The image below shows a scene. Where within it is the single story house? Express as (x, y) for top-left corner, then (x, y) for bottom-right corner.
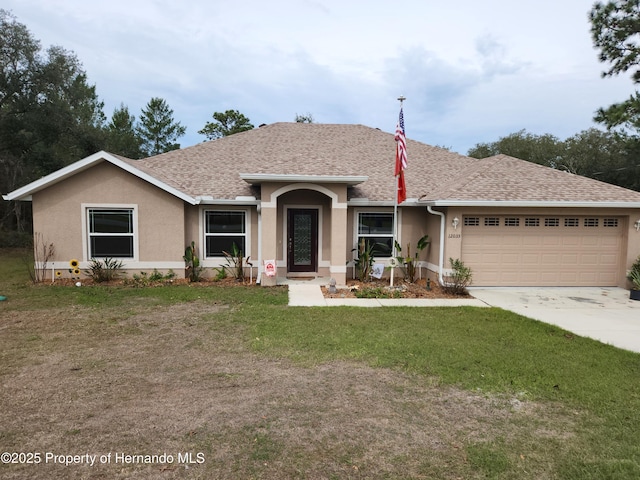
(4, 122), (640, 287)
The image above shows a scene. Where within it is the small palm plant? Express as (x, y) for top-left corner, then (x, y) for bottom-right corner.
(183, 241), (203, 282)
(394, 234), (430, 283)
(351, 238), (377, 282)
(628, 256), (640, 300)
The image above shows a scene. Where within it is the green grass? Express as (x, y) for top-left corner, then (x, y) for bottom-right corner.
(246, 308), (640, 478)
(2, 248), (640, 478)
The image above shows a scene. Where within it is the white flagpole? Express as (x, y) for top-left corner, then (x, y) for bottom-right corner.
(391, 95), (406, 288)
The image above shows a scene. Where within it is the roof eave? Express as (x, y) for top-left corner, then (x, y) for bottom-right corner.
(420, 200), (640, 208)
(241, 173), (368, 186)
(347, 198), (421, 207)
(3, 151), (198, 205)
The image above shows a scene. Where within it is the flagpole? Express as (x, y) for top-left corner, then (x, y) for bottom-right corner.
(391, 95), (406, 288)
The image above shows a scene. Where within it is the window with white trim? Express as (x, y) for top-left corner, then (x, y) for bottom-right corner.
(88, 208), (135, 258)
(357, 212), (393, 257)
(204, 211), (247, 257)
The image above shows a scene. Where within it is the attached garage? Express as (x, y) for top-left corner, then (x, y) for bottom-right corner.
(461, 215), (625, 286)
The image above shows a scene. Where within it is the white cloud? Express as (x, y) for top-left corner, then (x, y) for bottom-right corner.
(2, 0), (633, 154)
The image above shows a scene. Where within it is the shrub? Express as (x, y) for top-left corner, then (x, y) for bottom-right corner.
(222, 242), (246, 281)
(84, 258), (124, 283)
(628, 256), (640, 290)
(126, 269), (176, 287)
(442, 258), (472, 295)
(24, 232), (54, 283)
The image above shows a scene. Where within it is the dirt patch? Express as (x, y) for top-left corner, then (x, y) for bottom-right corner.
(0, 300), (576, 479)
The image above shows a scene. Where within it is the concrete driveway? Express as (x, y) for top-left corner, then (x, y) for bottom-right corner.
(470, 287), (640, 353)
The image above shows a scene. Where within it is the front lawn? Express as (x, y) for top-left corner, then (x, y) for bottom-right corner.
(1, 249), (639, 479)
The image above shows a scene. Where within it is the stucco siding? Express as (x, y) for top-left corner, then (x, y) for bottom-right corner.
(32, 161), (185, 273)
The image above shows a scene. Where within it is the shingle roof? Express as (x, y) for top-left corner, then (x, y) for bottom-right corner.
(128, 123), (640, 204)
(430, 154), (640, 203)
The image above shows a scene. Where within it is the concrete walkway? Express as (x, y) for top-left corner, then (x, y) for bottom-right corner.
(287, 283), (488, 308)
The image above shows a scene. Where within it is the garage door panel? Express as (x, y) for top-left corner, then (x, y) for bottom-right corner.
(462, 216), (623, 286)
(502, 236), (521, 246)
(542, 236), (561, 246)
(579, 254), (599, 266)
(501, 254), (521, 265)
(580, 236), (600, 247)
(522, 236), (541, 246)
(521, 253), (539, 264)
(540, 253), (560, 265)
(561, 237), (581, 247)
(599, 254), (618, 266)
(560, 254), (579, 265)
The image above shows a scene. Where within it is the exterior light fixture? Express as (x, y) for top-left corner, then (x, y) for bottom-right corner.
(452, 217), (459, 230)
(635, 220), (640, 232)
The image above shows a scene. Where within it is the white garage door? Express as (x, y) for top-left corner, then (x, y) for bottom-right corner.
(462, 215), (624, 286)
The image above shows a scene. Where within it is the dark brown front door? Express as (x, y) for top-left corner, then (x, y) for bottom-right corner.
(287, 209), (318, 273)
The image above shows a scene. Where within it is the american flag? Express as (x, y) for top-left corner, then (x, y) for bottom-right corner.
(394, 108), (407, 175)
(394, 108), (407, 203)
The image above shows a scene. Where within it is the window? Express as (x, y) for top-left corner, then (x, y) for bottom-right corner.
(484, 217), (499, 226)
(205, 211), (246, 257)
(565, 218), (579, 227)
(357, 212), (393, 257)
(525, 218), (540, 227)
(88, 208), (134, 258)
(505, 217), (520, 227)
(464, 217), (480, 226)
(545, 218), (560, 227)
(584, 218), (599, 228)
(603, 218), (619, 228)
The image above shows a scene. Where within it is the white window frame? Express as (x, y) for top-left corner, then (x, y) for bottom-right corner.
(82, 204), (138, 262)
(353, 209), (397, 259)
(201, 208), (251, 262)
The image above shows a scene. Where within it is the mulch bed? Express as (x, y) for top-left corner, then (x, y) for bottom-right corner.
(322, 278), (470, 299)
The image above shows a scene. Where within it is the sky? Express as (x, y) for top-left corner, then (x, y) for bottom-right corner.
(3, 0), (633, 155)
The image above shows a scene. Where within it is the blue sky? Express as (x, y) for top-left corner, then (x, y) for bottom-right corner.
(3, 0), (633, 155)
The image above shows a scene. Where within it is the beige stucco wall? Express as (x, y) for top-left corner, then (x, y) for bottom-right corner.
(344, 206), (438, 281)
(258, 182), (348, 285)
(32, 161), (185, 275)
(184, 204), (260, 279)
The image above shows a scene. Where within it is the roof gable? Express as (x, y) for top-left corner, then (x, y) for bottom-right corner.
(3, 151), (198, 204)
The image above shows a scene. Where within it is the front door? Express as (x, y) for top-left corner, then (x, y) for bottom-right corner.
(287, 209), (318, 273)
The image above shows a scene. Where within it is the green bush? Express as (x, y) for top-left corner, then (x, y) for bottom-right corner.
(84, 258), (124, 283)
(628, 256), (640, 289)
(442, 258), (472, 295)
